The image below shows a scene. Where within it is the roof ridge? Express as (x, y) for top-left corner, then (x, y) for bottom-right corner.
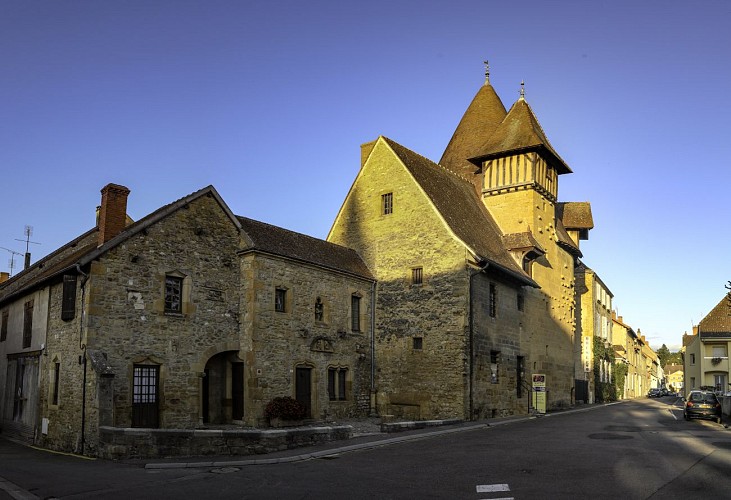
(237, 215), (356, 253)
(381, 136), (474, 185)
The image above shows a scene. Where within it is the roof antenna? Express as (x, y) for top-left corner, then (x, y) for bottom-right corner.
(484, 60), (490, 84)
(15, 225), (41, 270)
(0, 246), (23, 276)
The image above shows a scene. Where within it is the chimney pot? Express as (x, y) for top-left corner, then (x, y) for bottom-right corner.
(98, 184), (130, 246)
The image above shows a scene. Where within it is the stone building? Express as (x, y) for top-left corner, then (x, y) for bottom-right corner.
(329, 67), (593, 418)
(684, 295), (731, 396)
(0, 183), (373, 455)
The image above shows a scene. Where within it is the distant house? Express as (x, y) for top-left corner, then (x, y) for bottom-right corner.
(684, 295), (731, 396)
(665, 363), (684, 393)
(0, 184), (374, 456)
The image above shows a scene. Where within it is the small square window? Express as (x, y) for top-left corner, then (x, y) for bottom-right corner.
(413, 337), (423, 350)
(164, 276), (183, 313)
(382, 193), (393, 215)
(411, 267), (423, 285)
(275, 288), (287, 313)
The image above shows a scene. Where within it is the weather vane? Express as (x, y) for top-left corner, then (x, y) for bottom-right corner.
(520, 80), (525, 99)
(483, 60), (490, 84)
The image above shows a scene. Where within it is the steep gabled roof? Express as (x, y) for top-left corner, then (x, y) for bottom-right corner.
(440, 81), (507, 177)
(470, 97), (572, 175)
(238, 217), (374, 281)
(381, 137), (537, 287)
(0, 186), (242, 307)
(699, 295), (731, 335)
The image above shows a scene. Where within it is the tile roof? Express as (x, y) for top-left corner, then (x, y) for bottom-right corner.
(470, 97), (572, 175)
(699, 294), (731, 334)
(440, 82), (507, 178)
(381, 137), (537, 288)
(556, 202), (594, 230)
(238, 217), (374, 281)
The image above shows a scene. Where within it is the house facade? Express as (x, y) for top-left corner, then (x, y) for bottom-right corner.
(574, 263), (613, 403)
(0, 184), (374, 455)
(684, 295), (731, 396)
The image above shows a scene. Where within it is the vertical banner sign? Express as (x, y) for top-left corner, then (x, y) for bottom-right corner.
(532, 374), (547, 414)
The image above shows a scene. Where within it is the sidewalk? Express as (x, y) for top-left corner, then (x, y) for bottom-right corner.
(141, 412), (544, 469)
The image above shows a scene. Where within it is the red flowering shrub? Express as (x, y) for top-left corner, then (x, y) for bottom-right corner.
(264, 396), (306, 420)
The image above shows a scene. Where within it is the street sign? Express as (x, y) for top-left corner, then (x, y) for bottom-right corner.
(532, 374), (547, 414)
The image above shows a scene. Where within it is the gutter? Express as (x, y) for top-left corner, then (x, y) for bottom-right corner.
(75, 264), (89, 455)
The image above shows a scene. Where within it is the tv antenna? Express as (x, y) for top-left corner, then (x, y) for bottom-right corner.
(0, 246), (23, 276)
(14, 225), (41, 270)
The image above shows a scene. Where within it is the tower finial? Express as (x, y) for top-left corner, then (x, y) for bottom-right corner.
(483, 60), (490, 84)
(519, 80), (525, 100)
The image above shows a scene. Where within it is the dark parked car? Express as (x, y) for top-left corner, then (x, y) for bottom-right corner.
(684, 391), (722, 423)
(648, 388), (661, 397)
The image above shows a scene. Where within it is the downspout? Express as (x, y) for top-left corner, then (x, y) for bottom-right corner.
(75, 264), (89, 455)
(370, 280), (377, 416)
(468, 261), (489, 421)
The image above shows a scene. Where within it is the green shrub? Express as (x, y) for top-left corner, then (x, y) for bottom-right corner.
(264, 396), (306, 420)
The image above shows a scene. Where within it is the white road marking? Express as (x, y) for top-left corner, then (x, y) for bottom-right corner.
(476, 483), (510, 492)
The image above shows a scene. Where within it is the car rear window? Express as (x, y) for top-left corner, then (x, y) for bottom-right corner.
(703, 394), (718, 403)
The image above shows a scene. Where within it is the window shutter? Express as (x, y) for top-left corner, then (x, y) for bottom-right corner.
(62, 274), (77, 321)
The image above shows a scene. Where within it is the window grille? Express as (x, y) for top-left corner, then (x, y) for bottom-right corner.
(351, 295), (361, 332)
(382, 193), (393, 215)
(412, 267), (423, 285)
(164, 276), (183, 313)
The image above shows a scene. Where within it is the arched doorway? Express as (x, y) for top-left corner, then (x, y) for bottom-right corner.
(202, 351), (244, 424)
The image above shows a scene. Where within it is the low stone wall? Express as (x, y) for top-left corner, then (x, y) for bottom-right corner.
(98, 425), (353, 460)
(381, 418), (462, 433)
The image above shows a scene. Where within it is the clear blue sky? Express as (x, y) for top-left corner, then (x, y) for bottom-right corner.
(2, 0), (729, 351)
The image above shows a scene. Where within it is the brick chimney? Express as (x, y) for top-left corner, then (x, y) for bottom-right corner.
(0, 272), (8, 284)
(98, 184), (130, 246)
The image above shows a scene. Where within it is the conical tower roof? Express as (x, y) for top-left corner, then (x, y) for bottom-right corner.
(440, 67), (507, 178)
(470, 92), (571, 174)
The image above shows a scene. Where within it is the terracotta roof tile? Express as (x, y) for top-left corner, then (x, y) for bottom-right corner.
(556, 202), (594, 230)
(699, 295), (731, 334)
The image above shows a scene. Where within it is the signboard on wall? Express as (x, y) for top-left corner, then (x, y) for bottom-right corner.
(532, 374), (547, 414)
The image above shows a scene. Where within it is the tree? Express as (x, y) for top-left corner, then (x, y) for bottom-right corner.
(656, 344), (671, 368)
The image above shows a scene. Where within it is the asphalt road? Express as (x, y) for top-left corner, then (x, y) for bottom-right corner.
(2, 396), (731, 499)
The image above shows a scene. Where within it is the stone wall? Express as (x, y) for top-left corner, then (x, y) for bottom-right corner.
(98, 424), (353, 459)
(329, 140), (534, 420)
(241, 252), (373, 426)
